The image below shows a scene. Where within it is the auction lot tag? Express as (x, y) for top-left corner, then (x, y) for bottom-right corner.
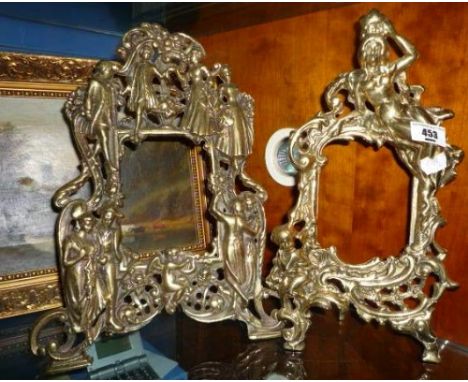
(410, 121), (446, 146)
(420, 152), (447, 175)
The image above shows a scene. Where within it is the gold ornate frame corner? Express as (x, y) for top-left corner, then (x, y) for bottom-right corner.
(266, 10), (463, 363)
(0, 52), (96, 319)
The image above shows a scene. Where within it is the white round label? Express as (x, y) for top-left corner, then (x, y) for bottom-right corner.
(265, 128), (297, 187)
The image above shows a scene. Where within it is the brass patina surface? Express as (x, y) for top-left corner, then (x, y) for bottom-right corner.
(266, 10), (463, 363)
(30, 23), (280, 373)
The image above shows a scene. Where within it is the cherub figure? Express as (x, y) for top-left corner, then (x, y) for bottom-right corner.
(150, 251), (196, 314)
(269, 225), (309, 297)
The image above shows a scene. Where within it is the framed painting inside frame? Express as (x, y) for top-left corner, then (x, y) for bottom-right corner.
(0, 52), (210, 319)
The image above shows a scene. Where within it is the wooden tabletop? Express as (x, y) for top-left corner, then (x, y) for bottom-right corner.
(175, 308), (468, 379)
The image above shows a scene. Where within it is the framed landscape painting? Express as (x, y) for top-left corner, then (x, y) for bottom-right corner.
(0, 52), (209, 318)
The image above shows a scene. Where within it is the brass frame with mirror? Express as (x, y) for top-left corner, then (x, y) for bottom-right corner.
(266, 10), (463, 363)
(29, 24), (281, 373)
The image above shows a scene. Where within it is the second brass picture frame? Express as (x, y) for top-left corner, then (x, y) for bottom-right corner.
(267, 10), (463, 363)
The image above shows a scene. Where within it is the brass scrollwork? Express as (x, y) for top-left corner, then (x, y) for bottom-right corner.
(30, 23), (280, 373)
(267, 10), (463, 363)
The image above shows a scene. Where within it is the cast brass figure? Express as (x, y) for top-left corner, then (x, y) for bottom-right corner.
(267, 10), (463, 363)
(30, 23), (280, 374)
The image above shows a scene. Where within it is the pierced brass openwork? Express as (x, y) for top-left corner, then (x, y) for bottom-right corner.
(30, 23), (281, 374)
(266, 10), (463, 363)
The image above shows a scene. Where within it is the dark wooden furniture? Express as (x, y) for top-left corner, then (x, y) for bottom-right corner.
(176, 309), (468, 379)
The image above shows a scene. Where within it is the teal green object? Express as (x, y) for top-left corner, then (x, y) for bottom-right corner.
(87, 332), (186, 379)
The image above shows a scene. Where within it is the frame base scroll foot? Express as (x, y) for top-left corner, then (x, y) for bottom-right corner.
(44, 353), (92, 376)
(415, 321), (441, 364)
(284, 339), (306, 352)
(30, 308), (95, 375)
(244, 319), (283, 340)
(238, 303), (283, 340)
(393, 318), (441, 363)
(276, 300), (311, 352)
(422, 347), (440, 364)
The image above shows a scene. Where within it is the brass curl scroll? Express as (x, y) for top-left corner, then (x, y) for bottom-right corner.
(267, 10), (463, 363)
(30, 23), (281, 374)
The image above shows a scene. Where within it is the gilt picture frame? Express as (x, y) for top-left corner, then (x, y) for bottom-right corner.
(0, 51), (210, 319)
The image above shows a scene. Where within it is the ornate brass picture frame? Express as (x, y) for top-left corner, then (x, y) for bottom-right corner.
(0, 52), (209, 320)
(30, 24), (280, 373)
(267, 10), (463, 363)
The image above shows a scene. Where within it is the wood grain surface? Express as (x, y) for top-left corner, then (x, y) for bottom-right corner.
(159, 3), (349, 37)
(197, 3), (468, 346)
(176, 310), (468, 379)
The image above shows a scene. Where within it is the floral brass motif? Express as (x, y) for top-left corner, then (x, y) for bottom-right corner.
(30, 23), (281, 373)
(266, 10), (463, 363)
